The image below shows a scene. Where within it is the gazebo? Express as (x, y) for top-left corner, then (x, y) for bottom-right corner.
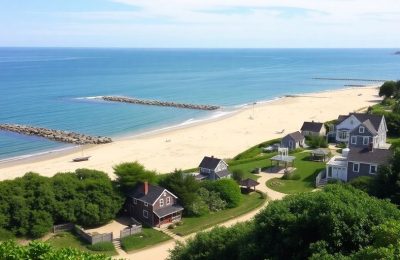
(310, 148), (330, 162)
(269, 148), (296, 169)
(239, 178), (260, 192)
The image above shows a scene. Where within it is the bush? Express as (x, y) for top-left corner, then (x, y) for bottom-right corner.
(349, 176), (375, 194)
(197, 188), (227, 212)
(282, 172), (301, 180)
(168, 224), (176, 230)
(87, 241), (115, 252)
(186, 198), (209, 216)
(232, 169), (245, 182)
(202, 179), (242, 208)
(0, 229), (14, 241)
(307, 136), (328, 148)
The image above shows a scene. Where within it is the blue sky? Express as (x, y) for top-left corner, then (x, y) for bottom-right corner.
(0, 0), (399, 48)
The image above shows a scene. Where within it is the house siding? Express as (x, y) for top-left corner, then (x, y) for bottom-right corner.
(281, 136), (304, 150)
(152, 191), (177, 211)
(347, 162), (375, 181)
(129, 198), (154, 226)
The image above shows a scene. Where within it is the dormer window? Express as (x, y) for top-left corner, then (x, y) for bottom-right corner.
(359, 126), (365, 133)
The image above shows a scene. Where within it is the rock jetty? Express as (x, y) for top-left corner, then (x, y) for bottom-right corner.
(0, 124), (112, 145)
(395, 51), (400, 55)
(101, 96), (220, 111)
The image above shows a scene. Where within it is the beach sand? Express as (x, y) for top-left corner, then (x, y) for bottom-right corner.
(0, 86), (381, 181)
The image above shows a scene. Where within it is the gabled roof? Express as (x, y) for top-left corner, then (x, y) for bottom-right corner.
(239, 178), (260, 187)
(199, 156), (224, 170)
(153, 205), (184, 218)
(301, 121), (324, 132)
(338, 113), (383, 132)
(284, 131), (305, 142)
(347, 147), (392, 165)
(350, 119), (378, 135)
(129, 183), (174, 205)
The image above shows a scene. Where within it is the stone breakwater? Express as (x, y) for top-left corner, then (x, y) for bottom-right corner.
(101, 96), (221, 111)
(0, 124), (112, 145)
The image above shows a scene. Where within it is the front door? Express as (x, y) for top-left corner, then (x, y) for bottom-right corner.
(332, 167), (347, 181)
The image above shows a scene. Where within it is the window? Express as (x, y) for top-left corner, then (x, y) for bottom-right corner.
(328, 167), (332, 177)
(144, 202), (148, 207)
(338, 131), (348, 140)
(370, 165), (377, 174)
(351, 136), (357, 144)
(160, 199), (164, 207)
(363, 137), (369, 145)
(133, 199), (137, 204)
(353, 163), (360, 173)
(143, 210), (148, 219)
(359, 126), (365, 133)
(166, 197), (171, 205)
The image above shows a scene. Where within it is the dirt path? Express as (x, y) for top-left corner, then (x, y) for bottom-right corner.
(117, 173), (286, 260)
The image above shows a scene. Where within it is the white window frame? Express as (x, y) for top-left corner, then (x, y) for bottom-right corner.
(353, 163), (360, 173)
(351, 136), (357, 145)
(144, 202), (148, 207)
(143, 210), (148, 219)
(370, 165), (377, 174)
(359, 126), (365, 133)
(363, 137), (369, 145)
(160, 199), (164, 207)
(133, 199), (137, 204)
(166, 197), (171, 205)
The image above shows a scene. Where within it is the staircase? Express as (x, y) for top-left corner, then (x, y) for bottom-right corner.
(158, 227), (184, 242)
(315, 170), (328, 188)
(112, 238), (126, 256)
(316, 178), (328, 187)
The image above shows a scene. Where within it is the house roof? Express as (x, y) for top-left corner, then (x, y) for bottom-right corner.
(239, 178), (260, 187)
(284, 131), (305, 142)
(129, 183), (167, 205)
(347, 147), (392, 165)
(311, 148), (330, 156)
(215, 169), (231, 179)
(153, 205), (184, 218)
(199, 156), (224, 169)
(338, 113), (383, 132)
(301, 121), (324, 132)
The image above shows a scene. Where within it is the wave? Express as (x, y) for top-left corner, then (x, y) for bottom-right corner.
(0, 145), (77, 164)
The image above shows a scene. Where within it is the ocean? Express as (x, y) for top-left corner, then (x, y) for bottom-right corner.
(0, 48), (399, 161)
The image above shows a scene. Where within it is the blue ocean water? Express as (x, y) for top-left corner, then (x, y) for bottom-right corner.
(0, 48), (399, 160)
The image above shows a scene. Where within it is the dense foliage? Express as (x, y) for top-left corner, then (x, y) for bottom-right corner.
(113, 162), (157, 195)
(231, 169), (245, 181)
(160, 171), (241, 216)
(306, 135), (328, 148)
(0, 240), (110, 259)
(378, 80), (400, 99)
(169, 185), (400, 260)
(0, 169), (123, 238)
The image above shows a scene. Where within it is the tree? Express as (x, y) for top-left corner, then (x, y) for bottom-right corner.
(169, 185), (400, 260)
(231, 169), (245, 182)
(201, 179), (242, 208)
(379, 81), (397, 99)
(159, 170), (200, 216)
(113, 162), (157, 194)
(197, 187), (227, 212)
(29, 210), (53, 238)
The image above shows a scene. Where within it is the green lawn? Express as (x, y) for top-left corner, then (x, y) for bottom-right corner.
(172, 192), (266, 236)
(388, 137), (400, 149)
(229, 158), (269, 180)
(120, 227), (171, 252)
(266, 152), (325, 194)
(45, 232), (117, 256)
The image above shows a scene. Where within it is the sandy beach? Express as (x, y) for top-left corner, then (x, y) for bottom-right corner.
(0, 86), (380, 181)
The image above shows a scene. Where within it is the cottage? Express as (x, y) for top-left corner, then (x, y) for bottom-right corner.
(196, 156), (231, 180)
(127, 182), (183, 227)
(334, 113), (387, 148)
(300, 121), (326, 136)
(281, 131), (305, 150)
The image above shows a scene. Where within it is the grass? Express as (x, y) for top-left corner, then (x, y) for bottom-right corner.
(172, 192), (266, 236)
(120, 227), (171, 252)
(232, 138), (281, 161)
(45, 232), (117, 256)
(229, 157), (270, 180)
(266, 152), (325, 194)
(388, 137), (400, 149)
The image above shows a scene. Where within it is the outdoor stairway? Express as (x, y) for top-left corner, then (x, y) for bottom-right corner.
(112, 238), (126, 256)
(315, 170), (328, 188)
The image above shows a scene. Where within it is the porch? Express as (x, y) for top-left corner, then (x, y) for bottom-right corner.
(154, 205), (184, 228)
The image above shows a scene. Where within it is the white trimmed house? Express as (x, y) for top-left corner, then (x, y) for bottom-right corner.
(195, 156), (231, 180)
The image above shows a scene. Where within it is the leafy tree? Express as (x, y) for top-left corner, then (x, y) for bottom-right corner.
(169, 185), (400, 260)
(379, 81), (397, 98)
(29, 210), (53, 238)
(113, 162), (157, 194)
(307, 135), (328, 148)
(374, 149), (400, 205)
(202, 179), (241, 208)
(231, 169), (245, 182)
(186, 198), (209, 216)
(348, 176), (375, 194)
(197, 188), (227, 212)
(159, 170), (200, 216)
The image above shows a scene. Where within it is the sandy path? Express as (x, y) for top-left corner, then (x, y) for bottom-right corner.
(0, 86), (379, 181)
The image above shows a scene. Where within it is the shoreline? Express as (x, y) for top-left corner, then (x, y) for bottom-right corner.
(0, 85), (380, 180)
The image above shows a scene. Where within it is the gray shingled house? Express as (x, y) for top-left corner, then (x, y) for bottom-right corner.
(196, 156), (231, 180)
(127, 182), (183, 227)
(281, 131), (305, 150)
(300, 121), (326, 136)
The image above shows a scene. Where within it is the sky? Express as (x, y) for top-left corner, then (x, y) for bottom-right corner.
(0, 0), (399, 48)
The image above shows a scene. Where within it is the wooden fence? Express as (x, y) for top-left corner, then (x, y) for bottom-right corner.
(53, 223), (74, 233)
(53, 223), (113, 245)
(120, 225), (142, 238)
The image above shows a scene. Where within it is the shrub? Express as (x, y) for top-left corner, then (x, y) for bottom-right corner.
(168, 224), (176, 230)
(349, 176), (375, 194)
(197, 187), (227, 212)
(0, 229), (14, 241)
(282, 172), (301, 180)
(87, 241), (115, 252)
(186, 198), (209, 216)
(202, 179), (242, 208)
(232, 169), (245, 182)
(307, 135), (328, 148)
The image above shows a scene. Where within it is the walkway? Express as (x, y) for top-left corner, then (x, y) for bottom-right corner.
(116, 172), (286, 260)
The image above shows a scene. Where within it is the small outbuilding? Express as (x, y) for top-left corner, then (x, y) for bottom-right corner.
(310, 148), (330, 162)
(300, 121), (326, 136)
(239, 178), (260, 192)
(281, 131), (305, 150)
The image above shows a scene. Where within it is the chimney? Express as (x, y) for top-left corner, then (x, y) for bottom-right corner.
(211, 155), (214, 158)
(369, 143), (373, 152)
(143, 181), (148, 195)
